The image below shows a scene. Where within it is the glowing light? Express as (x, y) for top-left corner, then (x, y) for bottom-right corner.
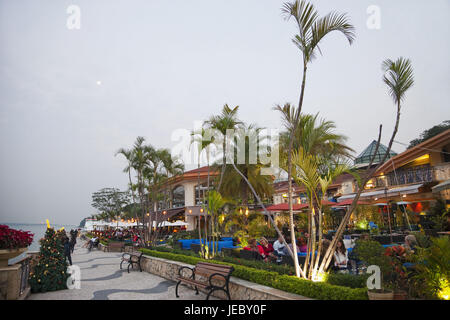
(438, 278), (450, 300)
(200, 208), (203, 213)
(282, 193), (288, 198)
(402, 194), (407, 198)
(96, 80), (102, 86)
(312, 272), (327, 282)
(245, 208), (249, 216)
(46, 219), (51, 229)
(146, 213), (150, 216)
(188, 209), (192, 214)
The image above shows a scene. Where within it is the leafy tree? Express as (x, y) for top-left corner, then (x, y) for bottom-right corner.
(408, 120), (450, 149)
(91, 188), (130, 226)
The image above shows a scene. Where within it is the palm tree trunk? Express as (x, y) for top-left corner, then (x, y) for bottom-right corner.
(320, 118), (399, 273)
(217, 140), (227, 193)
(196, 153), (204, 257)
(287, 134), (301, 277)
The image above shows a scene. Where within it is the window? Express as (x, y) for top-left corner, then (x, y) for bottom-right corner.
(172, 185), (185, 208)
(195, 183), (211, 205)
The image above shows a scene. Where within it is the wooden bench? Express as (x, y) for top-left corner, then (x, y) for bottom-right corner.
(175, 262), (234, 300)
(120, 252), (143, 273)
(106, 242), (125, 252)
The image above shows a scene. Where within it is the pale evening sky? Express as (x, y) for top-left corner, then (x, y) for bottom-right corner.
(0, 0), (449, 225)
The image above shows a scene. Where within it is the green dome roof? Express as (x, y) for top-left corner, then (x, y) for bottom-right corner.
(354, 140), (397, 165)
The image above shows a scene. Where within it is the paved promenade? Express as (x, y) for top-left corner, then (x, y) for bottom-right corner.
(28, 242), (215, 300)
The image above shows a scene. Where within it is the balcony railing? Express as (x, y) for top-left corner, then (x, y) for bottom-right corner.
(370, 165), (434, 188)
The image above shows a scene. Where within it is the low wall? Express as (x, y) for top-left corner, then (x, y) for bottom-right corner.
(140, 255), (311, 300)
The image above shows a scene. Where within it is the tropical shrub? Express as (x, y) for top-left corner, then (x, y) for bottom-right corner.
(248, 216), (276, 239)
(410, 236), (450, 300)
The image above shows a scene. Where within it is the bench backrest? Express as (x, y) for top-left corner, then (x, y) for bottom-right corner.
(194, 262), (233, 280)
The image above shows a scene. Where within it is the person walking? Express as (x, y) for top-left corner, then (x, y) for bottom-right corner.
(63, 236), (72, 266)
(69, 229), (77, 254)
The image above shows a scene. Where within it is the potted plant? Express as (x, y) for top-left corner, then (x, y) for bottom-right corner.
(384, 245), (409, 299)
(352, 239), (394, 299)
(0, 225), (34, 267)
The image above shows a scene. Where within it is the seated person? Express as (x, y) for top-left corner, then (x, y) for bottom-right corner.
(282, 236), (301, 256)
(333, 238), (349, 272)
(258, 237), (277, 262)
(298, 234), (308, 253)
(243, 238), (259, 252)
(404, 234), (418, 254)
(273, 235), (287, 258)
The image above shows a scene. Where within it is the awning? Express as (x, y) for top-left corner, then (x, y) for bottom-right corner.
(337, 183), (423, 201)
(152, 220), (188, 227)
(432, 179), (450, 193)
(332, 199), (370, 207)
(265, 200), (336, 212)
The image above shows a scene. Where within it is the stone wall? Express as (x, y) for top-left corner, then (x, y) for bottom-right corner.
(140, 255), (311, 300)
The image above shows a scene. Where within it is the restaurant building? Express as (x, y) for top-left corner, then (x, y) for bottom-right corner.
(145, 166), (219, 231)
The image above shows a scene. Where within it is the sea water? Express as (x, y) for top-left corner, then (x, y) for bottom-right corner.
(1, 222), (78, 265)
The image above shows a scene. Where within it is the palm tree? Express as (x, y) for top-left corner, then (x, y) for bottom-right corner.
(218, 124), (274, 206)
(204, 104), (243, 193)
(291, 148), (354, 279)
(276, 0), (355, 277)
(190, 127), (214, 258)
(115, 147), (140, 225)
(203, 190), (226, 258)
(318, 57), (414, 274)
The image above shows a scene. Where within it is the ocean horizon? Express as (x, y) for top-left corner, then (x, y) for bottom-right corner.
(1, 222), (80, 263)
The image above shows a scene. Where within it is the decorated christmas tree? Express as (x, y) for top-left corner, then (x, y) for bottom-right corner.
(29, 227), (69, 293)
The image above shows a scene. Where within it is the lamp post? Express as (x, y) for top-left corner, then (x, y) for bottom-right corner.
(384, 187), (393, 243)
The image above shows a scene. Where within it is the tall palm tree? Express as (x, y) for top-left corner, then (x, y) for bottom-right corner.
(319, 57), (414, 274)
(276, 0), (355, 277)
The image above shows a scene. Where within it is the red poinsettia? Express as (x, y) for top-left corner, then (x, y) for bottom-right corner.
(0, 225), (34, 249)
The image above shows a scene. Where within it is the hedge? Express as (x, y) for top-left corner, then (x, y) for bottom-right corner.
(151, 246), (295, 275)
(139, 248), (368, 300)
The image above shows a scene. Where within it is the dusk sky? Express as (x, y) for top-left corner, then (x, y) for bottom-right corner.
(0, 0), (449, 225)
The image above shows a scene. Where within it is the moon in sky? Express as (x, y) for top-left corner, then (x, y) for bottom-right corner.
(96, 80), (102, 86)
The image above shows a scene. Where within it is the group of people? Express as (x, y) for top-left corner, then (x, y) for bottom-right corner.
(333, 234), (418, 273)
(243, 235), (307, 263)
(242, 233), (419, 273)
(90, 227), (144, 244)
(62, 229), (80, 266)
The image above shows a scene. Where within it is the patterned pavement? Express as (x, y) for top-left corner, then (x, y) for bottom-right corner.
(28, 241), (215, 300)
